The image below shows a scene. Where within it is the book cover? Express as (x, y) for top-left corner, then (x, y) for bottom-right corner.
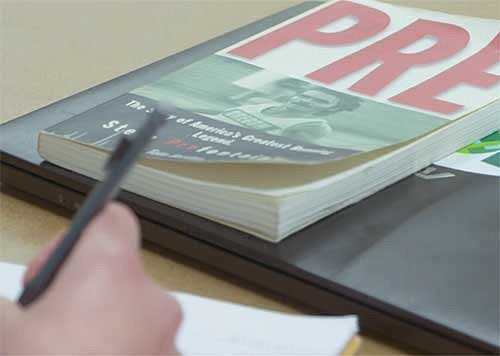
(40, 0), (500, 164)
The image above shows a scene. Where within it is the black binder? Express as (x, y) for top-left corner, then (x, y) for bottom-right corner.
(1, 2), (498, 354)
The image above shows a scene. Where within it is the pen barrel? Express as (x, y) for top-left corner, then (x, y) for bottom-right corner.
(17, 111), (166, 307)
(16, 180), (114, 307)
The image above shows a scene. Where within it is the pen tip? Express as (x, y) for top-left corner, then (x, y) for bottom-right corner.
(149, 101), (178, 126)
(154, 101), (177, 117)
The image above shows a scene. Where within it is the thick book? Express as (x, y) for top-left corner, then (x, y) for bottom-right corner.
(37, 0), (500, 242)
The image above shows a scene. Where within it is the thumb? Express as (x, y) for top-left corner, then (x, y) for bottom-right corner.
(23, 201), (141, 287)
(23, 236), (62, 287)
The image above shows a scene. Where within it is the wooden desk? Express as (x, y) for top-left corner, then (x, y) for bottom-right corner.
(1, 1), (497, 354)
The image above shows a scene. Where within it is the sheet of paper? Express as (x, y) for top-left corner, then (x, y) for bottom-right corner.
(0, 262), (24, 301)
(175, 291), (358, 355)
(0, 262), (358, 355)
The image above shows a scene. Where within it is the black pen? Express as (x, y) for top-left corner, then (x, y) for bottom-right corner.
(18, 109), (165, 307)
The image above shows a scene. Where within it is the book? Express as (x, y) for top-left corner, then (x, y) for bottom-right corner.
(0, 262), (360, 355)
(37, 0), (500, 242)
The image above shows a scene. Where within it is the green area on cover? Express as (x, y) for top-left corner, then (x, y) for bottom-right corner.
(458, 131), (500, 154)
(482, 151), (500, 168)
(131, 55), (448, 152)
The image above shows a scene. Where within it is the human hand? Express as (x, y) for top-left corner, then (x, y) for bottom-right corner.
(0, 202), (182, 355)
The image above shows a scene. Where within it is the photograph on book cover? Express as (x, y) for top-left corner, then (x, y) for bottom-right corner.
(132, 55), (446, 152)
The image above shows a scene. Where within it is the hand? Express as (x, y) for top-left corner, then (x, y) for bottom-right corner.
(0, 202), (182, 355)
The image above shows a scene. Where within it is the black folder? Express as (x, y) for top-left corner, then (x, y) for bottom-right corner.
(1, 2), (498, 354)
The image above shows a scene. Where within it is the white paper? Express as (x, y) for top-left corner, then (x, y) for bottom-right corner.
(0, 262), (24, 301)
(0, 262), (358, 355)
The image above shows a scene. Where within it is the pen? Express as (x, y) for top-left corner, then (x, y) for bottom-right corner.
(18, 109), (165, 307)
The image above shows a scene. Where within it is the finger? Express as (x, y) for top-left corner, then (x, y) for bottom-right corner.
(135, 284), (183, 355)
(23, 235), (62, 287)
(23, 202), (140, 286)
(160, 293), (183, 355)
(44, 202), (143, 292)
(76, 202), (142, 269)
(23, 202), (141, 300)
(83, 201), (141, 250)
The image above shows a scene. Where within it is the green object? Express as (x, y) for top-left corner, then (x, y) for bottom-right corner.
(458, 131), (500, 154)
(482, 151), (500, 168)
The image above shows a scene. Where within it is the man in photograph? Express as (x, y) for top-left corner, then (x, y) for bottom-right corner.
(202, 88), (361, 145)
